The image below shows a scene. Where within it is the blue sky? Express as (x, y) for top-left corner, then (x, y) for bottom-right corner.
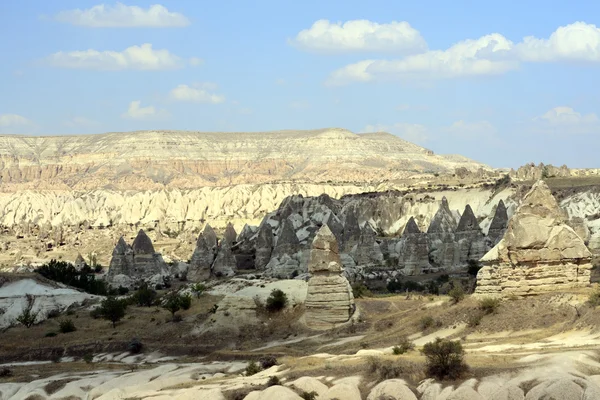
(1, 1), (600, 168)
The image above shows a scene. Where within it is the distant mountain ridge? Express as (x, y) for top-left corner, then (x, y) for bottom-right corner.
(0, 128), (488, 191)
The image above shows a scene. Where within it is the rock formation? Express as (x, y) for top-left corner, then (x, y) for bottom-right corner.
(272, 218), (300, 259)
(427, 197), (459, 271)
(106, 230), (167, 286)
(476, 180), (592, 296)
(224, 223), (237, 245)
(455, 205), (488, 265)
(254, 223), (273, 270)
(487, 200), (509, 245)
(211, 239), (237, 278)
(74, 253), (87, 270)
(304, 225), (355, 330)
(188, 235), (214, 282)
(202, 224), (218, 250)
(351, 223), (384, 267)
(395, 217), (432, 275)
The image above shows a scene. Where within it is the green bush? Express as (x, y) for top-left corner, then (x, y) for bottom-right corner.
(467, 312), (483, 328)
(179, 294), (192, 310)
(99, 296), (128, 328)
(259, 356), (278, 369)
(421, 338), (468, 380)
(131, 284), (157, 307)
(448, 283), (465, 304)
(16, 294), (38, 328)
(351, 282), (372, 298)
(479, 297), (501, 314)
(45, 331), (57, 337)
(419, 316), (435, 330)
(83, 353), (93, 364)
(588, 286), (600, 307)
(265, 289), (288, 312)
(267, 376), (280, 387)
(35, 259), (109, 295)
(300, 392), (318, 400)
(191, 283), (206, 299)
(59, 318), (76, 333)
(245, 361), (262, 376)
(392, 337), (415, 355)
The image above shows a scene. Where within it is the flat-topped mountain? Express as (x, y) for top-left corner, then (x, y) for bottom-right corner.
(0, 128), (488, 190)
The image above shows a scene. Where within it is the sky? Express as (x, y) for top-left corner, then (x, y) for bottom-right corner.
(1, 1), (600, 168)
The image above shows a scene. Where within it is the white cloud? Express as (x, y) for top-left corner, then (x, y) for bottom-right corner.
(291, 19), (427, 54)
(327, 34), (517, 85)
(445, 120), (497, 140)
(325, 21), (600, 86)
(515, 22), (600, 62)
(46, 43), (184, 70)
(63, 116), (99, 128)
(168, 83), (226, 104)
(362, 123), (428, 144)
(54, 3), (190, 28)
(189, 57), (203, 67)
(0, 114), (32, 127)
(121, 101), (169, 120)
(536, 106), (599, 124)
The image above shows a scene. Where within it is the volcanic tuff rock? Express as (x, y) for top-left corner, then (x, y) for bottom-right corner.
(254, 223), (274, 270)
(394, 217), (432, 275)
(476, 180), (592, 296)
(0, 129), (488, 191)
(427, 197), (460, 271)
(211, 239), (237, 278)
(487, 200), (509, 245)
(304, 225), (355, 330)
(455, 205), (488, 265)
(106, 230), (168, 286)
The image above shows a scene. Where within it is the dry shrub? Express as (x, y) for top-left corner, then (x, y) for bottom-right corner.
(366, 356), (421, 383)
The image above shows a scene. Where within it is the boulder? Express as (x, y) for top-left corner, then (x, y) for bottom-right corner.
(305, 225), (355, 330)
(367, 379), (417, 400)
(476, 181), (593, 296)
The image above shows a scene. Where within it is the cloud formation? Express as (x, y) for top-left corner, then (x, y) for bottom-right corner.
(45, 43), (188, 70)
(54, 3), (190, 28)
(324, 21), (600, 85)
(0, 114), (32, 127)
(291, 19), (427, 54)
(168, 84), (226, 103)
(536, 106), (599, 124)
(121, 101), (169, 119)
(362, 123), (428, 144)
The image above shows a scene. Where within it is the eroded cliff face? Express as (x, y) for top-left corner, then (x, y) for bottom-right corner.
(0, 128), (489, 190)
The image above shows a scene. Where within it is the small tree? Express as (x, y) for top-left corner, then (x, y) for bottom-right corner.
(448, 282), (465, 304)
(191, 283), (206, 299)
(162, 291), (182, 320)
(99, 296), (127, 328)
(16, 294), (38, 328)
(265, 289), (288, 312)
(421, 338), (468, 380)
(131, 283), (157, 307)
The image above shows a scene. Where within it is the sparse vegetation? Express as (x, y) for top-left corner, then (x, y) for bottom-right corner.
(266, 376), (280, 386)
(448, 283), (465, 304)
(419, 315), (436, 330)
(35, 259), (110, 295)
(245, 361), (262, 376)
(588, 285), (600, 307)
(265, 289), (288, 312)
(300, 392), (318, 400)
(162, 291), (190, 320)
(366, 357), (419, 382)
(98, 296), (128, 328)
(259, 355), (278, 369)
(131, 283), (158, 307)
(421, 338), (468, 380)
(351, 282), (372, 298)
(58, 318), (76, 333)
(479, 297), (501, 314)
(392, 337), (415, 355)
(16, 294), (38, 328)
(191, 283), (206, 299)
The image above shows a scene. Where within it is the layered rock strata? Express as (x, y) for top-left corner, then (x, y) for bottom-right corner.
(476, 180), (593, 296)
(304, 225), (355, 330)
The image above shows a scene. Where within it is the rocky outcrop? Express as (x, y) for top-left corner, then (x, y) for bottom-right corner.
(272, 219), (300, 259)
(395, 217), (432, 275)
(427, 197), (459, 271)
(224, 223), (237, 245)
(211, 240), (237, 278)
(351, 224), (384, 267)
(254, 223), (273, 270)
(304, 225), (355, 330)
(455, 205), (488, 265)
(487, 200), (509, 245)
(510, 162), (570, 181)
(74, 253), (87, 270)
(202, 224), (218, 250)
(476, 180), (592, 296)
(188, 235), (214, 282)
(106, 230), (168, 286)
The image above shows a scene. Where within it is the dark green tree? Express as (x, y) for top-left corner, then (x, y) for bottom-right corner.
(99, 296), (127, 328)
